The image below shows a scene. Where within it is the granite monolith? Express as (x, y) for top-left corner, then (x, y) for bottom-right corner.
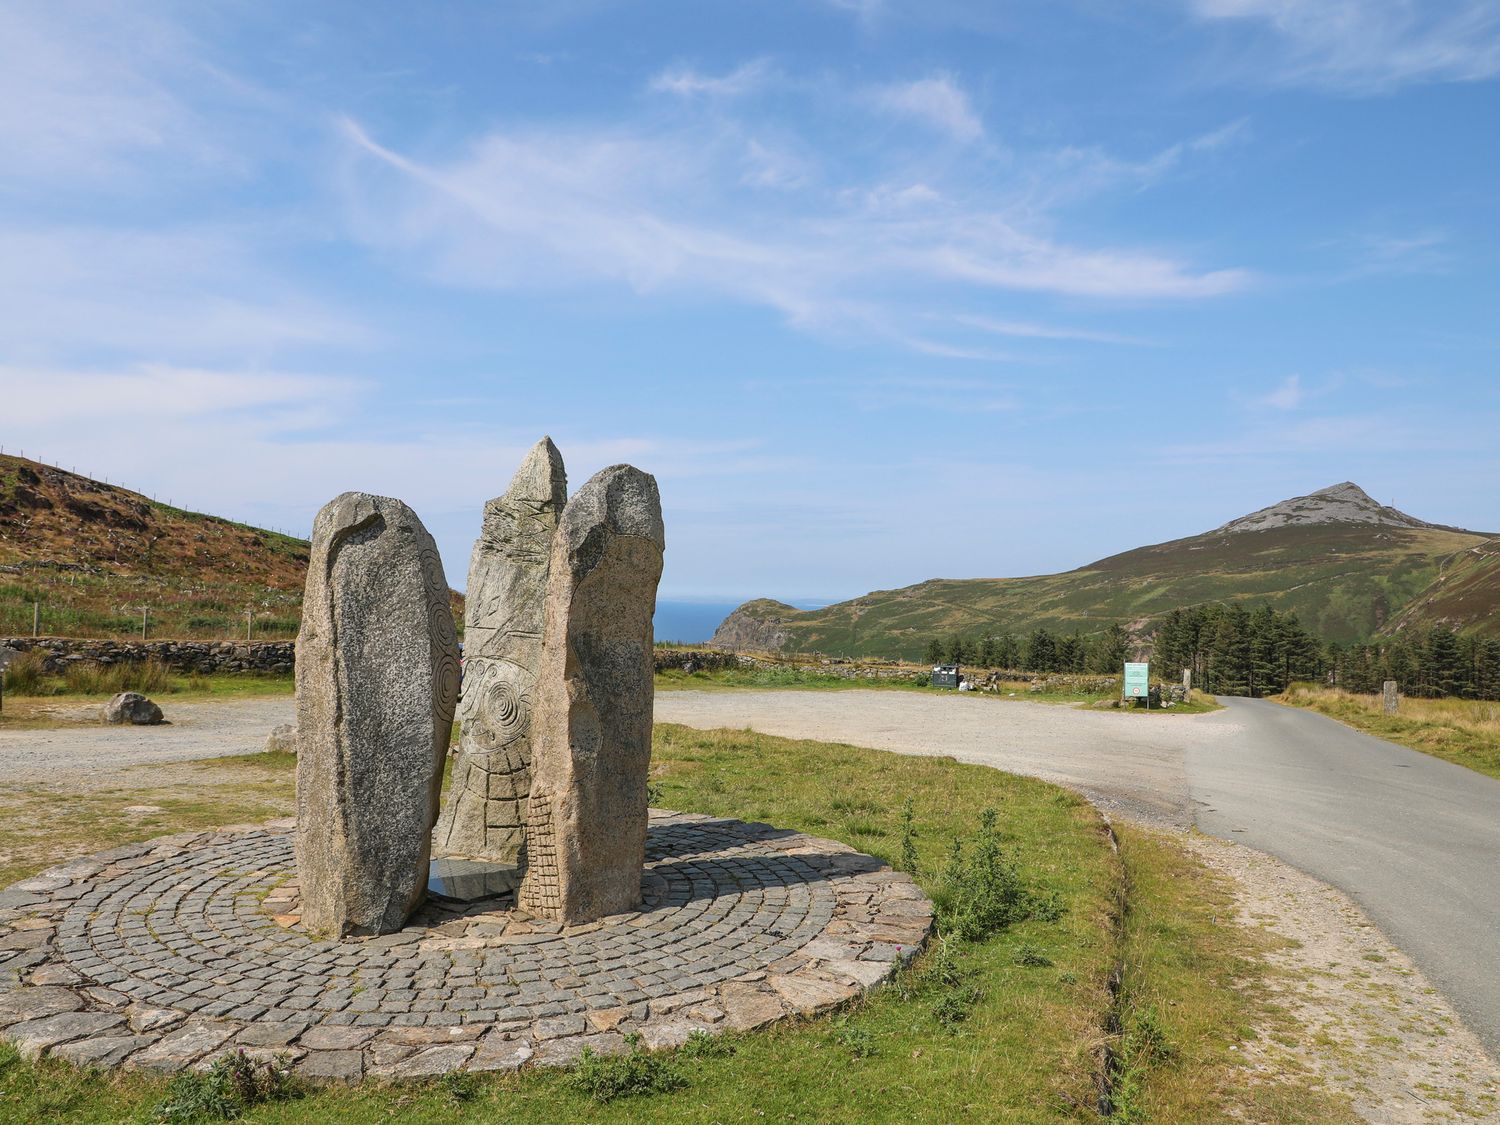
(518, 465), (664, 924)
(295, 492), (460, 937)
(435, 438), (567, 862)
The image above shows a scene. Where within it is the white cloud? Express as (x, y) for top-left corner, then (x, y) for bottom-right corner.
(947, 314), (1154, 346)
(0, 224), (369, 363)
(0, 365), (359, 427)
(650, 59), (774, 98)
(335, 115), (1246, 349)
(1188, 0), (1500, 91)
(1259, 373), (1305, 410)
(869, 75), (984, 142)
(0, 4), (263, 187)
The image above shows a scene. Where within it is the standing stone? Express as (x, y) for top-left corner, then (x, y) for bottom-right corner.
(1182, 668), (1192, 696)
(1383, 680), (1399, 716)
(435, 439), (567, 862)
(518, 466), (664, 925)
(295, 493), (460, 938)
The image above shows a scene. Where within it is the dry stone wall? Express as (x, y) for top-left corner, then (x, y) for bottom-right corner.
(0, 637), (294, 675)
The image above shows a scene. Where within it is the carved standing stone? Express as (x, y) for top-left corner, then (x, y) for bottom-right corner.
(518, 466), (665, 925)
(295, 492), (460, 937)
(1383, 680), (1399, 716)
(435, 438), (567, 862)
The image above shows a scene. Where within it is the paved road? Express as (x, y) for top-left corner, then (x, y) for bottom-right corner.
(655, 689), (1500, 1058)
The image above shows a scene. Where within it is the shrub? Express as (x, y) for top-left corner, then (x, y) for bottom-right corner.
(152, 1050), (299, 1122)
(566, 1033), (686, 1104)
(830, 1019), (876, 1058)
(933, 808), (1035, 941)
(920, 939), (985, 1030)
(2, 649), (50, 695)
(898, 796), (919, 875)
(1012, 943), (1053, 967)
(60, 658), (172, 696)
(679, 1030), (735, 1060)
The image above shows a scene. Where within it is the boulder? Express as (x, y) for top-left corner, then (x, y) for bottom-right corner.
(294, 492), (460, 938)
(265, 723), (298, 754)
(103, 693), (163, 725)
(518, 465), (665, 925)
(435, 438), (567, 862)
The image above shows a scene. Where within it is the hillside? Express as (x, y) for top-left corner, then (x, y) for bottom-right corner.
(0, 454), (311, 639)
(711, 483), (1500, 660)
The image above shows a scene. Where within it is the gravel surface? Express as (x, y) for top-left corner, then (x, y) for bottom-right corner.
(656, 688), (1225, 827)
(0, 697), (294, 782)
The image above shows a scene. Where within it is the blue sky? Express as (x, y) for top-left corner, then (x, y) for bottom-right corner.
(3, 1), (1498, 602)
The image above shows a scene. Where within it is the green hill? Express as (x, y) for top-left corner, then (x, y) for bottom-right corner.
(711, 483), (1500, 660)
(0, 454), (465, 640)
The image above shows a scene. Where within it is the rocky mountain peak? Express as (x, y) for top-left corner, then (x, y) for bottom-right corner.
(1215, 481), (1436, 535)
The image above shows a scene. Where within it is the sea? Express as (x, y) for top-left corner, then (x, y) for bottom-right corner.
(652, 599), (829, 645)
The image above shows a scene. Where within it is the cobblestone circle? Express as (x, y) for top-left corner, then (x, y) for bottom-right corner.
(0, 811), (932, 1083)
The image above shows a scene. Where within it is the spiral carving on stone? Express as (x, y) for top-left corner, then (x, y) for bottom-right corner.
(484, 676), (530, 747)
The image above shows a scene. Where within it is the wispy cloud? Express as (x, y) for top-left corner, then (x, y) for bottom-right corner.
(869, 75), (983, 142)
(650, 59), (775, 98)
(0, 224), (369, 363)
(335, 114), (1248, 351)
(1258, 373), (1304, 410)
(946, 314), (1156, 347)
(1187, 0), (1500, 92)
(0, 4), (266, 188)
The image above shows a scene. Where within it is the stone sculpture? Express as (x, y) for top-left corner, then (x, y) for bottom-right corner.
(295, 492), (460, 937)
(435, 438), (567, 863)
(518, 466), (664, 925)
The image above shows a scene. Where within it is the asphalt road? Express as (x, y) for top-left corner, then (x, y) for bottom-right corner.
(655, 689), (1500, 1058)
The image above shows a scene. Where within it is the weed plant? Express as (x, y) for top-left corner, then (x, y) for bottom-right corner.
(933, 808), (1038, 941)
(566, 1034), (687, 1104)
(151, 1050), (299, 1122)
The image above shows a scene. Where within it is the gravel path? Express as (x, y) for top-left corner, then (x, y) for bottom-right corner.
(656, 689), (1226, 826)
(0, 696), (294, 782)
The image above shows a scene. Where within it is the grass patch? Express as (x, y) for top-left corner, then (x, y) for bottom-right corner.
(1276, 683), (1500, 781)
(0, 724), (1345, 1121)
(1110, 826), (1358, 1123)
(2, 664), (293, 701)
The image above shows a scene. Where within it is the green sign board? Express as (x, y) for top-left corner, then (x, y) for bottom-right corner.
(1123, 662), (1150, 699)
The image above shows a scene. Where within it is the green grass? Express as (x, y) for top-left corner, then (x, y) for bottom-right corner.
(1109, 827), (1357, 1123)
(0, 726), (1345, 1122)
(1275, 683), (1500, 781)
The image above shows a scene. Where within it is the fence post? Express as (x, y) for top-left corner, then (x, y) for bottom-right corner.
(1382, 680), (1399, 716)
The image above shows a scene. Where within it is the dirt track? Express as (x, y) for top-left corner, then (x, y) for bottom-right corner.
(0, 696), (293, 781)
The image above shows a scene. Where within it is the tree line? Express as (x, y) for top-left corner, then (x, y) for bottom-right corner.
(923, 603), (1500, 700)
(923, 623), (1131, 676)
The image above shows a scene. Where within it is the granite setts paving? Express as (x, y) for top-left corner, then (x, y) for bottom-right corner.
(0, 811), (931, 1083)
